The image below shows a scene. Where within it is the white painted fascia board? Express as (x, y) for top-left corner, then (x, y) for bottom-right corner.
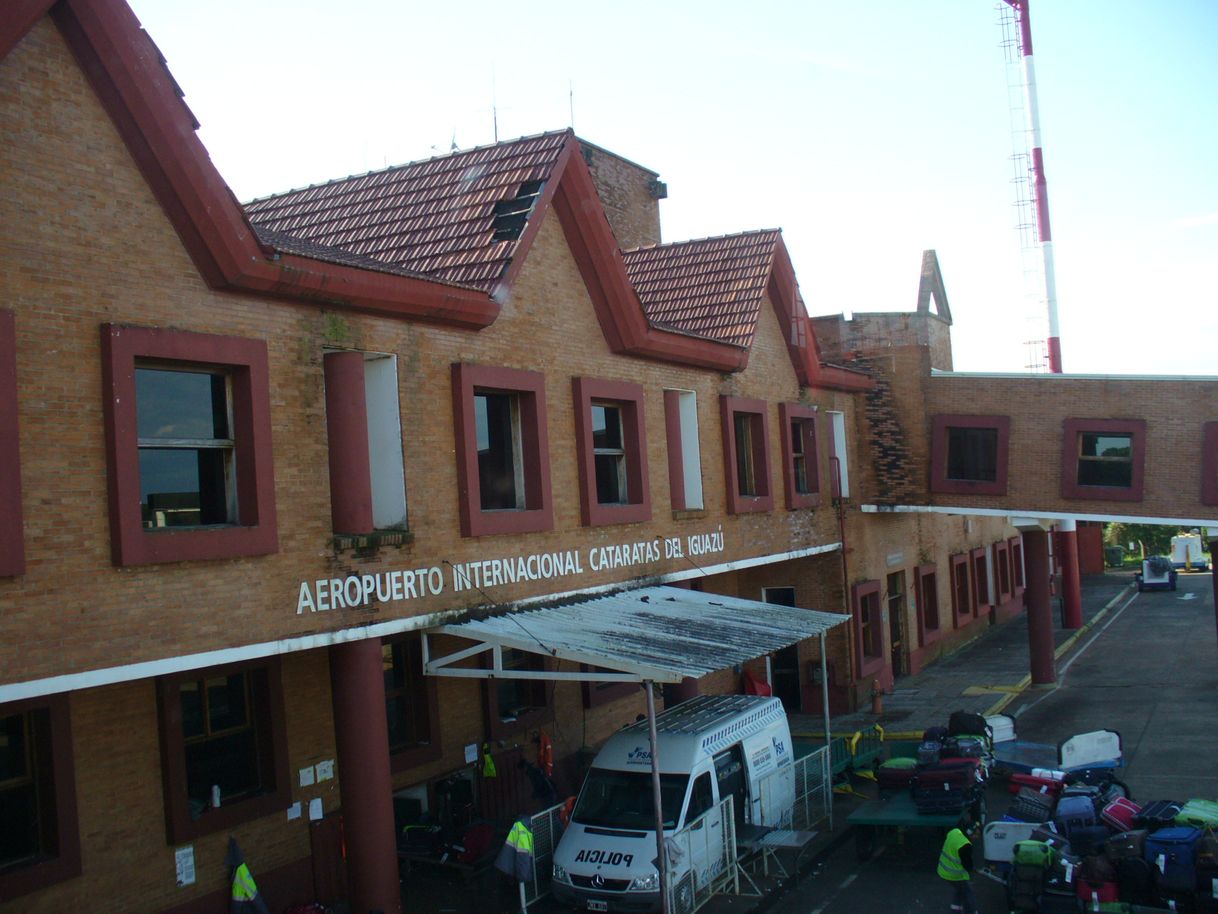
(861, 504), (1218, 528)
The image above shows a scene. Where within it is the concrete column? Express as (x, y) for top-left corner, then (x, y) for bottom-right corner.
(323, 351), (374, 535)
(330, 638), (400, 914)
(1023, 530), (1057, 686)
(1059, 518), (1083, 629)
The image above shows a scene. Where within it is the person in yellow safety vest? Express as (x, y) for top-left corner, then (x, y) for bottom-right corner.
(495, 814), (536, 910)
(937, 815), (979, 914)
(224, 837), (271, 914)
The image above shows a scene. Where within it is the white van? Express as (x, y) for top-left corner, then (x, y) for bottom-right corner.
(551, 694), (794, 912)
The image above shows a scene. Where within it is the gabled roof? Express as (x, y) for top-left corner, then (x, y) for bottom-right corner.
(624, 231), (782, 348)
(4, 0), (870, 389)
(246, 132), (571, 290)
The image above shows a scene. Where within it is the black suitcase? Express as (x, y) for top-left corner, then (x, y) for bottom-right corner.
(1106, 830), (1149, 861)
(923, 725), (949, 743)
(1070, 825), (1110, 858)
(1133, 800), (1183, 831)
(1115, 856), (1157, 905)
(1007, 861), (1047, 913)
(1037, 885), (1080, 913)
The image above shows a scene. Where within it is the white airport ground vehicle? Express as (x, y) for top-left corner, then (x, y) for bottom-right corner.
(551, 694), (794, 912)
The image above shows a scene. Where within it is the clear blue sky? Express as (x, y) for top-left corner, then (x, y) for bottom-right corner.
(126, 0), (1217, 375)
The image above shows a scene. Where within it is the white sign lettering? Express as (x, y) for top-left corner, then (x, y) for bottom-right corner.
(295, 527), (725, 613)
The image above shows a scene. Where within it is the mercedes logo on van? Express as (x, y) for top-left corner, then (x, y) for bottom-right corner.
(591, 873), (605, 889)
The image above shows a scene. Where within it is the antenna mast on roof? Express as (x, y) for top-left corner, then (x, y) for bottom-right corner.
(569, 80), (575, 131)
(1000, 0), (1063, 373)
(492, 67), (499, 143)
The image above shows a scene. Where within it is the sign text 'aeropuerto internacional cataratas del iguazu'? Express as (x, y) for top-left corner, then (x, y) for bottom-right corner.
(294, 528), (727, 614)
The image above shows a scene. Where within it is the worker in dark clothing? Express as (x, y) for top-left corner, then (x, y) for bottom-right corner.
(937, 815), (979, 914)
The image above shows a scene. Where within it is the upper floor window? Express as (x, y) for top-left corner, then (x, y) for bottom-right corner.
(573, 378), (650, 526)
(101, 324), (278, 565)
(157, 660), (290, 843)
(0, 696), (80, 901)
(136, 366), (234, 528)
(1060, 418), (1146, 502)
(1202, 422), (1218, 506)
(0, 310), (23, 577)
(720, 396), (773, 514)
(930, 414), (1010, 496)
(827, 410), (850, 499)
(779, 404), (820, 509)
(452, 364), (553, 537)
(664, 389), (704, 512)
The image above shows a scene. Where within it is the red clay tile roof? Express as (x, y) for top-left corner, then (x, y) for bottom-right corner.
(623, 231), (782, 348)
(244, 130), (571, 290)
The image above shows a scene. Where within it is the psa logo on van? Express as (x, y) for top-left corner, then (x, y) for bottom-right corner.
(626, 746), (652, 765)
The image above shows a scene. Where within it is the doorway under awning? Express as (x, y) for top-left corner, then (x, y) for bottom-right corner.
(421, 584), (849, 685)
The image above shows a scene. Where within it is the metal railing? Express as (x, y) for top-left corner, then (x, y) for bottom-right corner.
(664, 796), (737, 914)
(789, 745), (834, 830)
(521, 799), (566, 910)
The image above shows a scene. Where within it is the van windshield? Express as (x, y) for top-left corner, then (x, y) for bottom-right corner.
(573, 768), (690, 830)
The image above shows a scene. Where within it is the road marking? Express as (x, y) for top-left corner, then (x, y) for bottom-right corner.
(1179, 593), (1197, 600)
(840, 874), (858, 889)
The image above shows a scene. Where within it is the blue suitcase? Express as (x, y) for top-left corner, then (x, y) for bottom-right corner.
(1143, 825), (1203, 894)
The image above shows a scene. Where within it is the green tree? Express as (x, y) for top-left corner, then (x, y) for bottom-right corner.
(1104, 522), (1184, 557)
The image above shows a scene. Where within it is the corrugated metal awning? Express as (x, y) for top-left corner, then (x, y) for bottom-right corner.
(423, 585), (849, 683)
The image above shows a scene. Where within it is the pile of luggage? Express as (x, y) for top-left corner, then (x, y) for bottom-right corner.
(1001, 779), (1218, 913)
(875, 710), (993, 817)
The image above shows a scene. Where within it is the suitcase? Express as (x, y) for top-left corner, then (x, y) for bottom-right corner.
(1012, 786), (1059, 823)
(1114, 856), (1156, 905)
(1102, 798), (1142, 833)
(923, 725), (949, 743)
(1071, 825), (1111, 858)
(1012, 773), (1067, 797)
(1008, 861), (1048, 912)
(1154, 887), (1197, 913)
(916, 740), (941, 765)
(1134, 801), (1184, 831)
(1176, 799), (1218, 831)
(1081, 854), (1117, 885)
(949, 709), (992, 739)
(1144, 826), (1203, 893)
(1075, 877), (1119, 906)
(1105, 830), (1149, 861)
(987, 713), (1017, 744)
(1037, 885), (1080, 912)
(1057, 796), (1100, 837)
(1014, 839), (1061, 868)
(954, 736), (988, 759)
(877, 758), (919, 790)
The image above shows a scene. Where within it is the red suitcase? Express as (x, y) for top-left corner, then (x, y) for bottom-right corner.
(1008, 773), (1065, 797)
(1101, 796), (1141, 832)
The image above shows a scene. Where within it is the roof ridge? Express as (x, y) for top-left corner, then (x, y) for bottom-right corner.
(623, 228), (781, 255)
(245, 128), (573, 206)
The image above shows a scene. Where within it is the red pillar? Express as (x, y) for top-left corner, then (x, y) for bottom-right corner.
(330, 638), (400, 914)
(323, 351), (374, 535)
(1023, 530), (1057, 686)
(1059, 520), (1083, 629)
(1211, 540), (1218, 652)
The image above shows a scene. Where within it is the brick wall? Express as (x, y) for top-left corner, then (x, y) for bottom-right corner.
(580, 140), (663, 250)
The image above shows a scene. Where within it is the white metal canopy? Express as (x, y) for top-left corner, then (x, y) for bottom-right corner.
(422, 585), (849, 683)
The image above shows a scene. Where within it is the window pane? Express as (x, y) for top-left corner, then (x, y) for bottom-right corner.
(184, 729), (259, 809)
(792, 421), (810, 493)
(205, 674), (249, 734)
(592, 405), (623, 451)
(1081, 434), (1131, 458)
(476, 392), (521, 510)
(179, 681), (204, 739)
(140, 447), (231, 527)
(0, 780), (38, 866)
(136, 368), (228, 440)
(0, 713), (28, 782)
(383, 643), (405, 693)
(1079, 460), (1133, 487)
(946, 427), (998, 482)
(594, 453), (625, 504)
(734, 414), (756, 496)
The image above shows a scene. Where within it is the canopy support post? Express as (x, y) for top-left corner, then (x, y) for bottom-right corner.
(645, 681), (669, 914)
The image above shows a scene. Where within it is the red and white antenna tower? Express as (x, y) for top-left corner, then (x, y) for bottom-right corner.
(1001, 0), (1063, 373)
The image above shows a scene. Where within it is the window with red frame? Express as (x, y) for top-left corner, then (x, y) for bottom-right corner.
(451, 363), (553, 537)
(720, 396), (773, 514)
(156, 660), (289, 843)
(916, 565), (939, 643)
(995, 542), (1011, 602)
(100, 324), (277, 566)
(1060, 418), (1146, 502)
(0, 696), (80, 901)
(950, 554), (970, 625)
(1202, 422), (1218, 506)
(484, 649), (553, 740)
(1010, 537), (1025, 590)
(572, 378), (650, 526)
(779, 403), (820, 509)
(972, 548), (990, 611)
(930, 414), (1010, 496)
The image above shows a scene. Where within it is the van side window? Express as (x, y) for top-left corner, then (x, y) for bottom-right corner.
(687, 772), (714, 823)
(714, 746), (748, 827)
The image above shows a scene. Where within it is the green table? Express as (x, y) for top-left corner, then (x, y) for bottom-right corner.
(847, 792), (983, 860)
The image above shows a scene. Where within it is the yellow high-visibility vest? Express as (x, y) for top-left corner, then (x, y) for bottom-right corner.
(937, 829), (970, 882)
